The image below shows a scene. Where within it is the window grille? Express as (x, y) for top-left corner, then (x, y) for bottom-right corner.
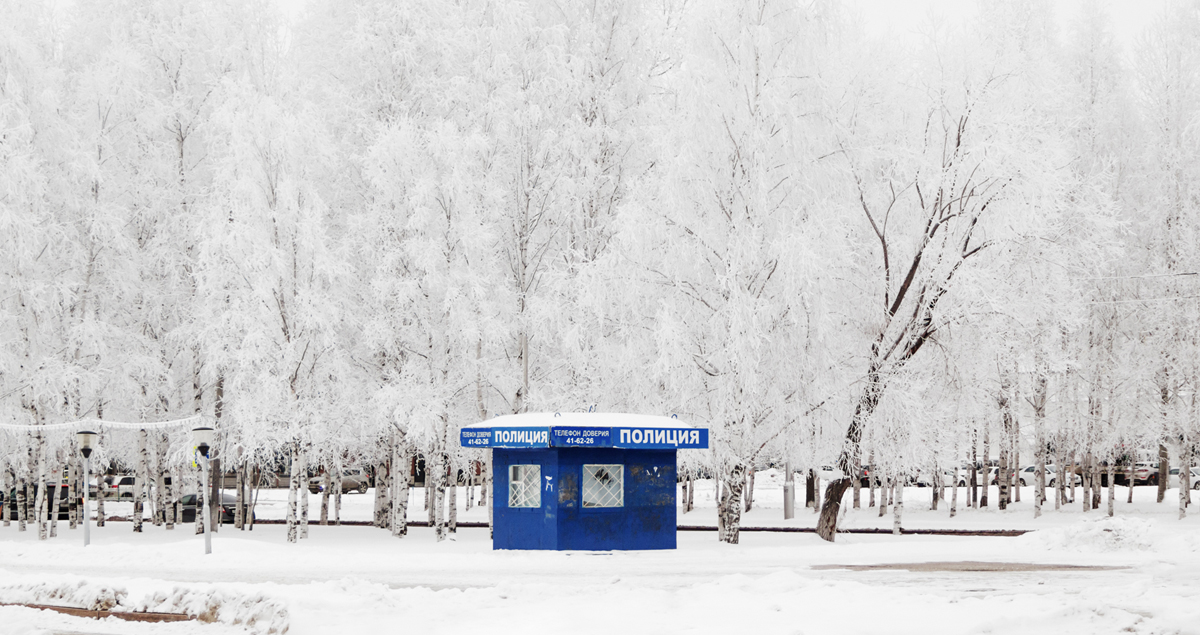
(582, 464), (624, 508)
(508, 464), (541, 508)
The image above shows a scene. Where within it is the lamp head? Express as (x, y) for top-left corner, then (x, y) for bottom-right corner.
(77, 430), (98, 459)
(191, 426), (215, 458)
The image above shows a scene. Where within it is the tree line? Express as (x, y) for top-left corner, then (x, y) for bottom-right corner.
(1, 0), (1199, 543)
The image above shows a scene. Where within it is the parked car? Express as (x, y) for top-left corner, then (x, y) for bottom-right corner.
(816, 465), (874, 487)
(177, 492), (253, 524)
(101, 475), (141, 499)
(6, 485), (71, 521)
(1167, 466), (1200, 490)
(308, 468), (371, 494)
(1016, 465), (1081, 487)
(1131, 462), (1160, 485)
(911, 470), (961, 488)
(219, 471), (284, 489)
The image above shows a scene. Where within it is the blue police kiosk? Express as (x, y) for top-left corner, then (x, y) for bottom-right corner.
(460, 412), (709, 551)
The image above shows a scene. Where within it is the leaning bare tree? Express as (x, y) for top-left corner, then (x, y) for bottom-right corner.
(817, 87), (1019, 541)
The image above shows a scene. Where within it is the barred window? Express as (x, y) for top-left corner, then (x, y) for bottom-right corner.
(508, 464), (541, 508)
(582, 464), (624, 508)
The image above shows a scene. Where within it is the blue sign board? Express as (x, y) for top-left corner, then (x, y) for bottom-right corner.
(550, 426), (612, 448)
(461, 425), (708, 449)
(613, 427), (706, 449)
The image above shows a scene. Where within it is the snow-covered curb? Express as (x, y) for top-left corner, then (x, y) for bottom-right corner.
(0, 579), (288, 634)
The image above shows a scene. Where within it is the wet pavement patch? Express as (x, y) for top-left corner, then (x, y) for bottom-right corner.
(811, 561), (1130, 572)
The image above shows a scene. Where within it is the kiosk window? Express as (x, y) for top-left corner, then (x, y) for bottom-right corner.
(582, 464), (624, 508)
(508, 464), (541, 508)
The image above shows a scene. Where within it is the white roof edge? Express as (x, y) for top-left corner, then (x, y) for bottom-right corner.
(462, 412), (697, 429)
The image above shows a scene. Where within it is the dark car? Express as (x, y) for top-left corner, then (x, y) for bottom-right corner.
(6, 485), (71, 521)
(177, 492), (253, 525)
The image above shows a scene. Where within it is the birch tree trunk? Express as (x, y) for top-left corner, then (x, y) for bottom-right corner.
(1055, 441), (1066, 510)
(194, 470), (206, 536)
(287, 444), (300, 543)
(333, 462), (342, 526)
(392, 432), (409, 537)
(427, 463), (436, 511)
(1012, 414), (1021, 504)
(68, 455), (79, 530)
(852, 465), (862, 509)
(465, 461), (475, 513)
(448, 460), (458, 534)
(17, 477), (27, 532)
(374, 459), (391, 529)
(172, 467), (183, 530)
(1181, 440), (1193, 520)
(246, 466), (259, 531)
(1069, 450), (1077, 504)
(95, 470), (105, 527)
(950, 466), (958, 518)
(1032, 366), (1048, 518)
(1081, 451), (1092, 513)
(133, 430), (147, 532)
(164, 456), (175, 530)
(878, 475), (889, 517)
(868, 452), (876, 508)
(432, 452), (446, 542)
(744, 467), (755, 513)
(35, 436), (47, 540)
(1157, 443), (1168, 503)
(374, 460), (388, 527)
(997, 378), (1012, 511)
(969, 448), (978, 509)
(980, 426), (990, 508)
(300, 448), (310, 539)
(154, 437), (167, 527)
(48, 463), (60, 538)
(1127, 459), (1135, 504)
(1107, 460), (1116, 517)
(1091, 455), (1101, 510)
(930, 469), (939, 511)
(2, 469), (10, 527)
(716, 464), (746, 544)
(320, 470), (330, 525)
(892, 481), (903, 535)
(234, 462), (245, 529)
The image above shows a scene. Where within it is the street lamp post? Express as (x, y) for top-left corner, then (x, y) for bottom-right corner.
(77, 430), (98, 547)
(192, 427), (215, 555)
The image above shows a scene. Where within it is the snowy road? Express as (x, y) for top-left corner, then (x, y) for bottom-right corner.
(1, 517), (1198, 635)
(3, 479), (1200, 635)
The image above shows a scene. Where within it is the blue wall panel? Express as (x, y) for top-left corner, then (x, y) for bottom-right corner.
(492, 447), (677, 551)
(493, 448), (558, 550)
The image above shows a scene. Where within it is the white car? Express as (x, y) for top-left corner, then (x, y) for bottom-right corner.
(1016, 465), (1080, 487)
(816, 465), (845, 482)
(308, 467), (371, 494)
(1167, 466), (1200, 490)
(912, 469), (963, 488)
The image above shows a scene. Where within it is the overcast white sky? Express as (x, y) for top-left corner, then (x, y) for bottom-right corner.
(848, 0), (1169, 54)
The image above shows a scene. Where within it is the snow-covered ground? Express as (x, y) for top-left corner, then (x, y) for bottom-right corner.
(2, 473), (1199, 634)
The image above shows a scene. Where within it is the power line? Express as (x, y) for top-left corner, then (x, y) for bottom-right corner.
(1076, 272), (1200, 280)
(0, 415), (203, 432)
(1089, 294), (1200, 304)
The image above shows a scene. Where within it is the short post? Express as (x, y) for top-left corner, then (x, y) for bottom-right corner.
(783, 462), (795, 520)
(192, 427), (215, 555)
(77, 430), (98, 547)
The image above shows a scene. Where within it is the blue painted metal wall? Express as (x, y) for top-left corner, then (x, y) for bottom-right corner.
(492, 448), (559, 550)
(492, 447), (677, 551)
